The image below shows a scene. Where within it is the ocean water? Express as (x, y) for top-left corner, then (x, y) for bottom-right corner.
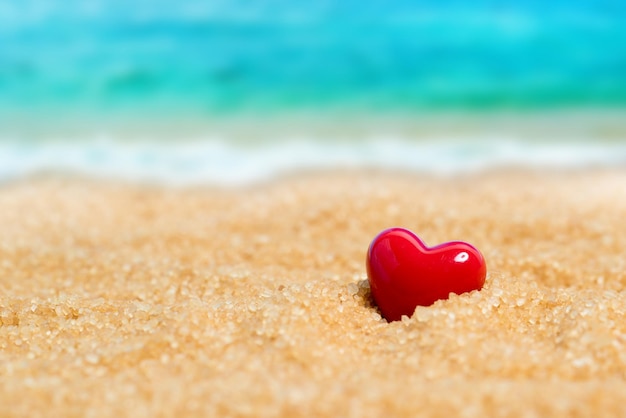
(1, 0), (626, 183)
(2, 0), (626, 114)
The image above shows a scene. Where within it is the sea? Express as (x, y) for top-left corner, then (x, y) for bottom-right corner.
(1, 0), (625, 185)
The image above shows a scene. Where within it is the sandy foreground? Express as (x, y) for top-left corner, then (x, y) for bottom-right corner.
(1, 169), (626, 417)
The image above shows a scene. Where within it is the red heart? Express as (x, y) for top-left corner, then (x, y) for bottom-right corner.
(366, 227), (486, 322)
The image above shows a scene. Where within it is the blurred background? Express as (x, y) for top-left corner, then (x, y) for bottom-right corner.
(0, 0), (625, 183)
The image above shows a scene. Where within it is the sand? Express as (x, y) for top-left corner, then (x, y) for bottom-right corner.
(2, 169), (626, 417)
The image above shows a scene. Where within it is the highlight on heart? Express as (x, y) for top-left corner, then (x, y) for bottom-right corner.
(366, 227), (487, 322)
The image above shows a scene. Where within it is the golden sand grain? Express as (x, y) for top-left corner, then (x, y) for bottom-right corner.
(2, 170), (626, 417)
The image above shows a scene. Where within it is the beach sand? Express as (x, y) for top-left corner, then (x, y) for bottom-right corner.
(2, 169), (626, 417)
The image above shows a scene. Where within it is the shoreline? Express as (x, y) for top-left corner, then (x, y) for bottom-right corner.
(2, 134), (626, 186)
(2, 108), (626, 143)
(2, 168), (626, 416)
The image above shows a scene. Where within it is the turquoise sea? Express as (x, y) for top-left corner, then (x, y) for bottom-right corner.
(1, 0), (626, 183)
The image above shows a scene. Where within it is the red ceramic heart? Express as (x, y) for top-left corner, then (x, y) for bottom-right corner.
(366, 227), (486, 322)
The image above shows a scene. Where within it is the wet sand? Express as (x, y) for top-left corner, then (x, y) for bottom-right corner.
(1, 169), (626, 416)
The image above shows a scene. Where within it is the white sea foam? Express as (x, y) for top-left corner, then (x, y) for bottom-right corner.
(1, 137), (625, 185)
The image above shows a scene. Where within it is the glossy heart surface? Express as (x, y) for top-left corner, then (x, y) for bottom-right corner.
(366, 227), (486, 322)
